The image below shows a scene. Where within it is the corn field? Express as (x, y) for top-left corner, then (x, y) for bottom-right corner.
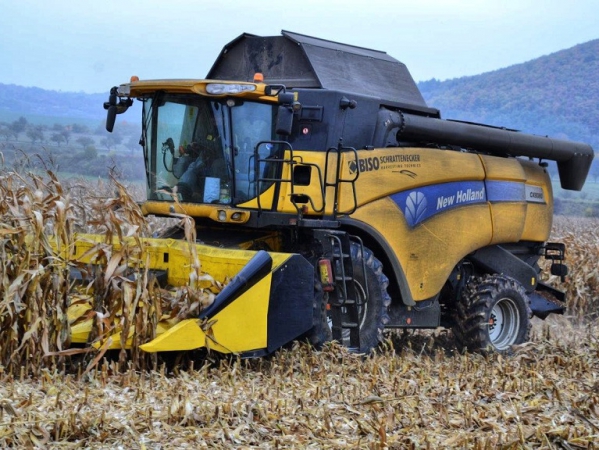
(0, 169), (598, 448)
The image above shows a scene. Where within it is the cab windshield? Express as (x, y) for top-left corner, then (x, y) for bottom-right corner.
(143, 94), (277, 204)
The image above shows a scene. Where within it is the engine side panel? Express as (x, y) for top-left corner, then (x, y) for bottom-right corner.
(333, 149), (553, 303)
(480, 155), (553, 244)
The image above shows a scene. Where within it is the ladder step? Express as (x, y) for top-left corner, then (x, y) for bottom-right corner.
(334, 276), (355, 282)
(341, 322), (358, 328)
(330, 299), (357, 305)
(331, 253), (350, 259)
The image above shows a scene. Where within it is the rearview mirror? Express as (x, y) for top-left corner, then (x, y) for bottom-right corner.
(106, 105), (117, 132)
(103, 86), (132, 133)
(276, 105), (293, 136)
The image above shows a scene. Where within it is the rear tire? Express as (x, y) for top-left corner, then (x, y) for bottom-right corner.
(452, 274), (532, 353)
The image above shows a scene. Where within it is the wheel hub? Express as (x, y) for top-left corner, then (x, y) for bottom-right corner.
(488, 297), (521, 350)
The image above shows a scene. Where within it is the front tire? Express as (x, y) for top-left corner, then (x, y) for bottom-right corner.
(310, 243), (391, 353)
(306, 274), (332, 348)
(452, 274), (532, 353)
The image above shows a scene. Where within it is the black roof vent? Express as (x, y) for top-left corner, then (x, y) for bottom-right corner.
(207, 30), (433, 112)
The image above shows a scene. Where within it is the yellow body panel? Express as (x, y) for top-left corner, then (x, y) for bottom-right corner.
(481, 155), (528, 243)
(70, 318), (94, 343)
(140, 319), (207, 352)
(346, 148), (485, 207)
(520, 160), (554, 241)
(67, 300), (92, 323)
(480, 155), (553, 243)
(266, 147), (487, 216)
(351, 198), (492, 301)
(140, 273), (271, 353)
(140, 202), (251, 225)
(67, 234), (289, 288)
(338, 148), (490, 301)
(319, 148), (551, 302)
(236, 183), (278, 210)
(488, 202), (528, 244)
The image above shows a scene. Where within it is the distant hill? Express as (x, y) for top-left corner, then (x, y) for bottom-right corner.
(418, 39), (599, 149)
(1, 42), (598, 213)
(0, 84), (106, 125)
(1, 40), (597, 150)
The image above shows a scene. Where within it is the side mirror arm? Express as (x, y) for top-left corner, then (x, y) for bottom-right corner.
(103, 86), (132, 132)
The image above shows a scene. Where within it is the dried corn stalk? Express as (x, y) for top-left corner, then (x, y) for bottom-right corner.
(0, 169), (216, 376)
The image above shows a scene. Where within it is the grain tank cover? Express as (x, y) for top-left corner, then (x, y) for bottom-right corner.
(207, 30), (435, 113)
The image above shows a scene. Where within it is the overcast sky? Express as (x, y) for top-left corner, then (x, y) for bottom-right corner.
(1, 0), (597, 94)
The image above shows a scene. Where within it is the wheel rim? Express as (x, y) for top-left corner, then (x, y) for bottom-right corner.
(487, 297), (520, 350)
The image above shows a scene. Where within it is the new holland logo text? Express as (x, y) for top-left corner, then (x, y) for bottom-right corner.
(436, 188), (485, 210)
(391, 181), (487, 228)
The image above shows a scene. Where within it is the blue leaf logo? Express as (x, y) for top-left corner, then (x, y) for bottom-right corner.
(405, 191), (427, 227)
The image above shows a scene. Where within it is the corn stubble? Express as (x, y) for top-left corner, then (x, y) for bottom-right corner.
(0, 169), (597, 448)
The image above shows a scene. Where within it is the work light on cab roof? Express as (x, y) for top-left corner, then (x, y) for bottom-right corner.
(205, 83), (256, 95)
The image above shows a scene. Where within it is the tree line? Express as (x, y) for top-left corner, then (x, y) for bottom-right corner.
(0, 116), (145, 180)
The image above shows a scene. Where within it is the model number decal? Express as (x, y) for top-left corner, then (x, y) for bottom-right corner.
(525, 185), (546, 204)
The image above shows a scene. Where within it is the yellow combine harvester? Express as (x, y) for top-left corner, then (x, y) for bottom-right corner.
(68, 31), (594, 355)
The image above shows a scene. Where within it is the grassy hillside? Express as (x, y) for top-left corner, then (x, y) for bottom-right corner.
(0, 83), (106, 121)
(418, 39), (599, 202)
(418, 39), (599, 150)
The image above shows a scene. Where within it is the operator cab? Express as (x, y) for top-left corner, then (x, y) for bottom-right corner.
(144, 94), (280, 205)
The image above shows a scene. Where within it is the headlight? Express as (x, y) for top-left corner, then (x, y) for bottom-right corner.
(117, 84), (131, 95)
(206, 84), (256, 95)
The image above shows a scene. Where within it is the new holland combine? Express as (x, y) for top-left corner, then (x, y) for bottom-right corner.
(68, 31), (594, 355)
